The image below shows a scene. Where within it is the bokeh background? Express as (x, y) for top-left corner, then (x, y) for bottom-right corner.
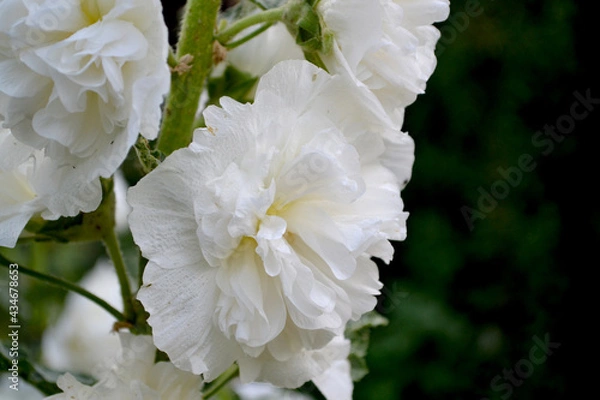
(2, 0), (594, 399)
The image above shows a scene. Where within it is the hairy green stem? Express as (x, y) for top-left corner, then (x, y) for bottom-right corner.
(0, 254), (126, 322)
(225, 22), (275, 49)
(158, 0), (221, 155)
(167, 46), (178, 69)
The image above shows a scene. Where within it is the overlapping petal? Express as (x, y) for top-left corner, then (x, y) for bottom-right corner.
(0, 128), (101, 247)
(47, 333), (204, 400)
(0, 0), (170, 207)
(318, 0), (450, 125)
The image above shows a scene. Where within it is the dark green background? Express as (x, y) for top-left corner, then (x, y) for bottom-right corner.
(354, 1), (593, 399)
(2, 0), (594, 398)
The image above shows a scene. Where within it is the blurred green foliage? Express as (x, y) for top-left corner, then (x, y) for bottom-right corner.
(355, 0), (588, 399)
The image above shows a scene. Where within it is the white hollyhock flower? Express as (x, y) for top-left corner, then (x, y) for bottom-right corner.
(318, 0), (450, 125)
(128, 60), (412, 396)
(46, 332), (204, 400)
(0, 128), (101, 248)
(0, 0), (170, 192)
(42, 260), (123, 378)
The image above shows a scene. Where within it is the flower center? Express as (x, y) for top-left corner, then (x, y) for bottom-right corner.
(80, 0), (113, 25)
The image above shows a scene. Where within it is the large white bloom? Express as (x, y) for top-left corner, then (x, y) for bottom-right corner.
(318, 0), (450, 125)
(128, 60), (412, 395)
(0, 128), (100, 247)
(47, 333), (204, 400)
(0, 0), (170, 192)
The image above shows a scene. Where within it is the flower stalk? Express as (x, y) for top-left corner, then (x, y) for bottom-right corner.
(157, 0), (222, 155)
(202, 364), (240, 399)
(102, 228), (135, 322)
(215, 6), (286, 44)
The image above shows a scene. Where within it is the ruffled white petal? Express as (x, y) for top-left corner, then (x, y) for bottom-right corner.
(47, 332), (204, 400)
(318, 0), (450, 125)
(238, 335), (351, 390)
(138, 262), (242, 380)
(0, 0), (170, 205)
(312, 357), (353, 400)
(0, 128), (101, 247)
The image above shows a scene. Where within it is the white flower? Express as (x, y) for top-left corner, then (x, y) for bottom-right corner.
(227, 22), (304, 78)
(46, 332), (204, 400)
(318, 0), (450, 125)
(0, 0), (170, 191)
(41, 259), (123, 378)
(128, 60), (412, 395)
(1, 373), (44, 400)
(233, 381), (315, 400)
(0, 128), (101, 248)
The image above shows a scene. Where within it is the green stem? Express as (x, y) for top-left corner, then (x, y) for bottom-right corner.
(248, 0), (267, 10)
(225, 22), (275, 49)
(167, 46), (177, 69)
(215, 6), (286, 44)
(202, 364), (240, 399)
(157, 0), (221, 155)
(102, 229), (135, 321)
(0, 254), (126, 322)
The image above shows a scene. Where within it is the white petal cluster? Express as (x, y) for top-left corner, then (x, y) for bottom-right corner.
(318, 0), (450, 125)
(0, 128), (100, 247)
(128, 60), (412, 395)
(0, 0), (170, 206)
(46, 333), (204, 400)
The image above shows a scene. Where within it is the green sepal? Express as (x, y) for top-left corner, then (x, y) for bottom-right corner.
(282, 0), (334, 71)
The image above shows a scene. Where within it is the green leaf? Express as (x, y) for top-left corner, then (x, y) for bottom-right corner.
(345, 311), (389, 382)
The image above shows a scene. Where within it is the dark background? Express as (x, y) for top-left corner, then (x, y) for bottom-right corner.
(1, 0), (593, 399)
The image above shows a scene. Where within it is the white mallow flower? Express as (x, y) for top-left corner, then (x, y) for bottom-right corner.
(318, 0), (450, 125)
(47, 332), (205, 400)
(0, 128), (101, 247)
(41, 259), (123, 378)
(128, 60), (412, 396)
(0, 0), (170, 192)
